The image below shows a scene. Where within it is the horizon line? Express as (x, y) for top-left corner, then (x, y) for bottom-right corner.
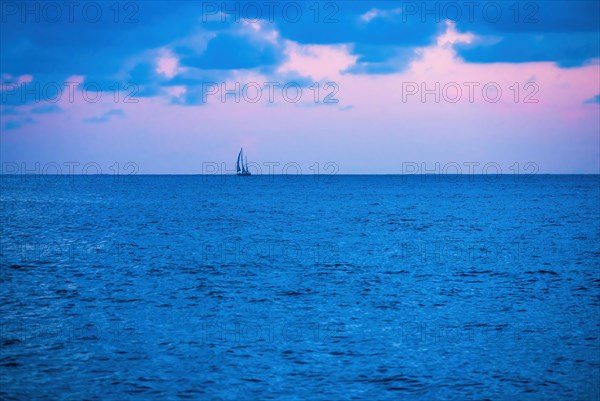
(2, 173), (599, 176)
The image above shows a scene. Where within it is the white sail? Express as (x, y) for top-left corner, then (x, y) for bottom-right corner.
(236, 148), (243, 173)
(236, 147), (251, 175)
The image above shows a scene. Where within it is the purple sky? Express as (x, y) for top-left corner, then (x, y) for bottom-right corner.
(1, 2), (599, 174)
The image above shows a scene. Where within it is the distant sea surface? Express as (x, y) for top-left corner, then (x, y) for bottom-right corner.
(1, 175), (599, 400)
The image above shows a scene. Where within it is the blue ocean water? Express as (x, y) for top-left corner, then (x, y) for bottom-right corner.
(1, 175), (599, 400)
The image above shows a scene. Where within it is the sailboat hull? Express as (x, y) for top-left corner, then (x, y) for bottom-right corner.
(237, 171), (252, 176)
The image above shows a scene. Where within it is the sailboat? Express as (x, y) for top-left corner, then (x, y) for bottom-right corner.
(236, 148), (251, 176)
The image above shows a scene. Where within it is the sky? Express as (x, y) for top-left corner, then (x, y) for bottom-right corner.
(1, 0), (599, 174)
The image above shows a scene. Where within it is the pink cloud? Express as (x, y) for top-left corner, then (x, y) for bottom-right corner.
(278, 42), (358, 81)
(2, 22), (598, 173)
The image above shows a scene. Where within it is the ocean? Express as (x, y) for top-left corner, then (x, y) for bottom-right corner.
(1, 175), (599, 400)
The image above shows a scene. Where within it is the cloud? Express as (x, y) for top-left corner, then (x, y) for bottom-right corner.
(2, 19), (598, 173)
(3, 117), (35, 131)
(359, 8), (402, 23)
(179, 32), (282, 70)
(0, 2), (216, 86)
(2, 0), (598, 97)
(584, 94), (600, 104)
(83, 109), (125, 123)
(156, 52), (180, 79)
(455, 32), (600, 67)
(277, 42), (358, 80)
(454, 1), (600, 66)
(30, 104), (62, 114)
